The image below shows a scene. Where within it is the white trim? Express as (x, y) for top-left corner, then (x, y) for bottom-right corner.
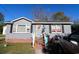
(13, 24), (28, 33)
(3, 25), (7, 35)
(11, 17), (33, 23)
(32, 22), (73, 24)
(51, 25), (62, 33)
(13, 24), (27, 33)
(16, 25), (17, 32)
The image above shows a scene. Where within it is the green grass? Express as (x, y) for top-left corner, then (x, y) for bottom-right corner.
(0, 34), (34, 54)
(0, 34), (5, 40)
(0, 43), (34, 54)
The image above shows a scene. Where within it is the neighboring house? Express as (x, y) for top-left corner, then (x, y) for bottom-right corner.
(3, 17), (73, 43)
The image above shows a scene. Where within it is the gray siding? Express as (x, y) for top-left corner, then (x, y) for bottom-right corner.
(32, 25), (50, 37)
(4, 18), (72, 40)
(5, 19), (32, 39)
(50, 25), (72, 38)
(6, 33), (32, 40)
(64, 25), (71, 34)
(44, 25), (50, 34)
(32, 25), (43, 37)
(4, 24), (11, 34)
(12, 19), (31, 33)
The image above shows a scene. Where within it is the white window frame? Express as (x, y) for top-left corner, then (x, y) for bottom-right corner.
(51, 25), (62, 33)
(13, 24), (30, 33)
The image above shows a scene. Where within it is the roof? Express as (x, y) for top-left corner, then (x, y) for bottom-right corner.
(32, 22), (73, 25)
(11, 17), (33, 23)
(4, 17), (73, 25)
(4, 22), (12, 25)
(5, 17), (33, 24)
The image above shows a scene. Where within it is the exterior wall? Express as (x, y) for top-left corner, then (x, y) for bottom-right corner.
(32, 24), (72, 38)
(50, 25), (63, 38)
(64, 25), (71, 34)
(51, 25), (62, 33)
(44, 25), (50, 34)
(32, 24), (69, 38)
(12, 19), (31, 33)
(3, 25), (7, 35)
(3, 17), (72, 43)
(50, 25), (72, 38)
(4, 19), (32, 43)
(5, 33), (32, 39)
(5, 33), (32, 43)
(32, 25), (50, 37)
(32, 25), (43, 37)
(3, 24), (11, 35)
(4, 24), (72, 37)
(10, 19), (32, 39)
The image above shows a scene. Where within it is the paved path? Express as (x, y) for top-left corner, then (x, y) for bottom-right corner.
(34, 48), (43, 54)
(34, 42), (44, 54)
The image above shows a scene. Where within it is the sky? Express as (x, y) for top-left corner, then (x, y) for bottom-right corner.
(0, 4), (79, 21)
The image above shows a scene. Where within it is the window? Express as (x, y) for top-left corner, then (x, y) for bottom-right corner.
(51, 25), (62, 33)
(17, 25), (26, 32)
(15, 24), (30, 33)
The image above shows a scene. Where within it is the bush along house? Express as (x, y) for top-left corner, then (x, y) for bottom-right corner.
(3, 17), (73, 43)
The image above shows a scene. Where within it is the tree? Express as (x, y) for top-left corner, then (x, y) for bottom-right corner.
(71, 24), (79, 32)
(32, 7), (70, 22)
(32, 7), (49, 22)
(51, 12), (70, 22)
(0, 13), (4, 26)
(0, 12), (4, 34)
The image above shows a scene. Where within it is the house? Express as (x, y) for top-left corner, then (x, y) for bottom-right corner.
(3, 17), (73, 43)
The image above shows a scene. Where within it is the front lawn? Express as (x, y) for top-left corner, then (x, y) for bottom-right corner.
(0, 43), (34, 54)
(0, 34), (34, 54)
(0, 34), (5, 40)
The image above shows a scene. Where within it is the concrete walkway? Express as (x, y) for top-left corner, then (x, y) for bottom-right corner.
(34, 43), (44, 54)
(35, 48), (43, 54)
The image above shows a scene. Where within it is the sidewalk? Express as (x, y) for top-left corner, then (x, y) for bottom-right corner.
(35, 48), (43, 54)
(34, 43), (44, 54)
